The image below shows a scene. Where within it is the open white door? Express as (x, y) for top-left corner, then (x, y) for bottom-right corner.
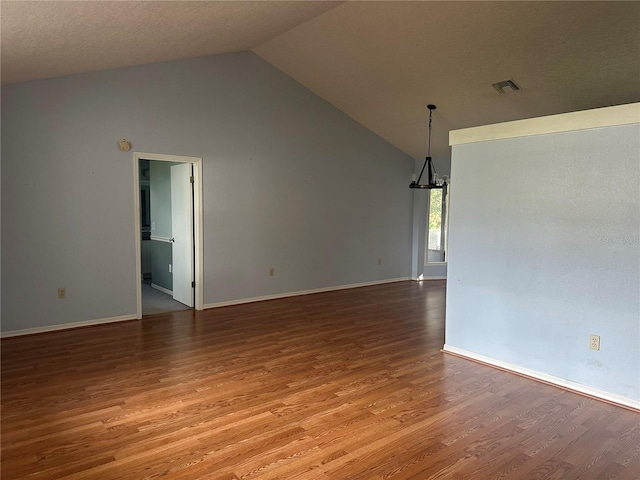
(170, 163), (194, 307)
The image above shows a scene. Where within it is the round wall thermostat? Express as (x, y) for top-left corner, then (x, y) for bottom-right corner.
(118, 139), (132, 152)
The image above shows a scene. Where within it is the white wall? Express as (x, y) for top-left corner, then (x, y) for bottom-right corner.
(1, 52), (415, 333)
(445, 106), (640, 404)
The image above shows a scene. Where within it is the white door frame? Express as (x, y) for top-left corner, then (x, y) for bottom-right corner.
(133, 152), (204, 318)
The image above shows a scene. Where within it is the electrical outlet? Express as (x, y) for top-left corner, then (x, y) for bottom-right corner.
(589, 334), (600, 351)
(169, 264), (172, 273)
(57, 288), (66, 299)
(269, 268), (275, 277)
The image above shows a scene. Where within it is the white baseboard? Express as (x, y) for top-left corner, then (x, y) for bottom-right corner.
(151, 283), (173, 296)
(204, 277), (411, 309)
(1, 314), (138, 338)
(1, 279), (410, 338)
(442, 345), (640, 411)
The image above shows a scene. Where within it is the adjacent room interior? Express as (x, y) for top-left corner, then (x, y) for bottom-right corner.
(138, 158), (197, 316)
(1, 1), (639, 478)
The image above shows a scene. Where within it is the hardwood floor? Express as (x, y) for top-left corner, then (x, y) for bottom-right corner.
(2, 281), (638, 479)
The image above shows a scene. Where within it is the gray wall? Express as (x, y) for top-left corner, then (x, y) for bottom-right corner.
(445, 124), (640, 401)
(149, 161), (173, 291)
(1, 52), (415, 332)
(149, 161), (173, 239)
(151, 242), (173, 291)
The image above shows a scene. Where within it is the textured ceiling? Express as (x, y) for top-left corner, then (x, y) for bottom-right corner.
(0, 1), (340, 84)
(2, 1), (639, 160)
(254, 1), (640, 158)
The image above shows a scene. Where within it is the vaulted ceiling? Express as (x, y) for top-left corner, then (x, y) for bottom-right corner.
(2, 1), (639, 159)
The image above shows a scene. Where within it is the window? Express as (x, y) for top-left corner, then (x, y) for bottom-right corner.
(425, 187), (448, 263)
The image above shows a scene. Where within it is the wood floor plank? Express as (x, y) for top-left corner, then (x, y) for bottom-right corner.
(2, 280), (638, 479)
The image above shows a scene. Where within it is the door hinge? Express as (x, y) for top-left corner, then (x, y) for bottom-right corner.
(189, 176), (194, 184)
(191, 281), (195, 288)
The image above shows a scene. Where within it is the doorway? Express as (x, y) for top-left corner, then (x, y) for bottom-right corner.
(133, 152), (204, 318)
(421, 184), (449, 280)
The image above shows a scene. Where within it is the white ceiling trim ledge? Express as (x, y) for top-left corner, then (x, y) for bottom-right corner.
(449, 102), (640, 146)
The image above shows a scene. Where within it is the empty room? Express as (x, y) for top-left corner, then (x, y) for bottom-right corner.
(1, 1), (639, 479)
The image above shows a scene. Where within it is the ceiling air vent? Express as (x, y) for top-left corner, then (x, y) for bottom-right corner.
(492, 79), (520, 94)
